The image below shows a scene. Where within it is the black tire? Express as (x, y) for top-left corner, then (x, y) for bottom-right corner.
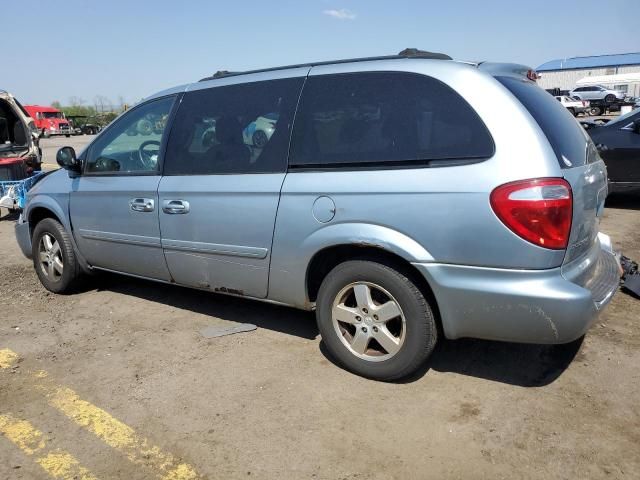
(316, 260), (437, 381)
(32, 218), (80, 294)
(568, 108), (576, 116)
(604, 94), (616, 103)
(65, 134), (71, 138)
(590, 106), (602, 116)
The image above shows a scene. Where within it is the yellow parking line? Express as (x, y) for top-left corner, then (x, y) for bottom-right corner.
(0, 414), (99, 480)
(1, 348), (201, 480)
(46, 386), (200, 480)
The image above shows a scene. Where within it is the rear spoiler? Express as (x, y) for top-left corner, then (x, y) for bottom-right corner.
(477, 62), (539, 81)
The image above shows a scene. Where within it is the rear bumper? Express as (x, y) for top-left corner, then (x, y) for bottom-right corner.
(413, 235), (619, 344)
(608, 181), (640, 194)
(15, 214), (32, 259)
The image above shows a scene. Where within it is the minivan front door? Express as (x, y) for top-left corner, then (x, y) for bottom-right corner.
(158, 74), (306, 298)
(70, 96), (176, 280)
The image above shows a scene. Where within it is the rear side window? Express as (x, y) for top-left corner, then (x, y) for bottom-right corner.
(497, 76), (588, 168)
(164, 77), (304, 175)
(290, 72), (494, 168)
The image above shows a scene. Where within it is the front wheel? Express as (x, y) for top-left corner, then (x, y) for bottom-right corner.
(32, 218), (80, 293)
(316, 260), (437, 381)
(604, 94), (616, 103)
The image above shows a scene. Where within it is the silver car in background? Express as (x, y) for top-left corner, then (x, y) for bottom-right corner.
(15, 51), (619, 380)
(570, 85), (626, 102)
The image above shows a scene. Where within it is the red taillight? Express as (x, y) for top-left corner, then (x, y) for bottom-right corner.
(490, 178), (573, 250)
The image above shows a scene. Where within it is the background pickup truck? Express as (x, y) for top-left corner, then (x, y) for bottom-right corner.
(555, 95), (589, 116)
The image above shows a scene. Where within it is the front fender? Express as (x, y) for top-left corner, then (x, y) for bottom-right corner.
(26, 193), (91, 272)
(27, 194), (71, 233)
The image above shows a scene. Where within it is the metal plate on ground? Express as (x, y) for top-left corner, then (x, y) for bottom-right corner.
(199, 323), (257, 338)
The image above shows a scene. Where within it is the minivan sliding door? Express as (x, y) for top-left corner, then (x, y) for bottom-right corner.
(158, 73), (306, 298)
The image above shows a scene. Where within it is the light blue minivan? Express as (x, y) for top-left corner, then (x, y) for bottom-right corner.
(16, 51), (619, 380)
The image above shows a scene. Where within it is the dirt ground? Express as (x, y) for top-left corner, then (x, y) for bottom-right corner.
(0, 187), (639, 479)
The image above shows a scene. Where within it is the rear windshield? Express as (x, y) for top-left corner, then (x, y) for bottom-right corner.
(497, 76), (588, 168)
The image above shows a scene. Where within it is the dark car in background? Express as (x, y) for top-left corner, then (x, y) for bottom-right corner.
(582, 109), (640, 192)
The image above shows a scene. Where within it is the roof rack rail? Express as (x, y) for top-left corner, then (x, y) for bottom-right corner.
(199, 48), (452, 82)
(397, 48), (451, 60)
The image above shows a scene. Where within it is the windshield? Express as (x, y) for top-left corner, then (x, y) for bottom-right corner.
(42, 112), (63, 119)
(605, 108), (640, 127)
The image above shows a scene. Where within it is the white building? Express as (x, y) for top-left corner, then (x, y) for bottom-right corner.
(536, 52), (640, 95)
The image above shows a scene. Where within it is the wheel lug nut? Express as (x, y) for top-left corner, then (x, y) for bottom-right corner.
(362, 308), (368, 314)
(373, 326), (379, 333)
(373, 314), (378, 320)
(362, 327), (368, 333)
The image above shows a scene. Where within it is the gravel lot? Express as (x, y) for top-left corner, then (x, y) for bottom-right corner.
(1, 134), (639, 479)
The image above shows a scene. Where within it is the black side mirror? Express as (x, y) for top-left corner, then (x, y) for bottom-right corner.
(633, 119), (640, 134)
(56, 146), (81, 172)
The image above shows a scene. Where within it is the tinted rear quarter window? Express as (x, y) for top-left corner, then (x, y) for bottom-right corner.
(290, 72), (494, 168)
(497, 76), (588, 168)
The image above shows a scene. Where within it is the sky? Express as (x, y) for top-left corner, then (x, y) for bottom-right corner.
(4, 0), (639, 107)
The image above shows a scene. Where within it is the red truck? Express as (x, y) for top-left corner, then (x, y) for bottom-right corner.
(24, 105), (72, 138)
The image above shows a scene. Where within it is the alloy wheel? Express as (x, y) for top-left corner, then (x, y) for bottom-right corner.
(331, 282), (406, 362)
(38, 233), (64, 281)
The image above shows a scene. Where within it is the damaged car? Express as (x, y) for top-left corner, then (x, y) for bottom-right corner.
(0, 89), (42, 176)
(15, 51), (620, 381)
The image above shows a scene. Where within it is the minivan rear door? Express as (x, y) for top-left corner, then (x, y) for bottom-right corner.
(158, 73), (306, 298)
(496, 76), (608, 266)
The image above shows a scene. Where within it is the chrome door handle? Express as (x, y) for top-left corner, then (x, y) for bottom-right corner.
(162, 199), (190, 214)
(129, 198), (155, 212)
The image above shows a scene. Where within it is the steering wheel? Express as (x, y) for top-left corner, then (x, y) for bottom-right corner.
(138, 140), (161, 170)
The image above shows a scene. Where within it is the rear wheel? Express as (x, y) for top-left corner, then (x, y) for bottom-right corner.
(32, 218), (80, 293)
(590, 106), (602, 116)
(568, 107), (576, 116)
(316, 260), (437, 381)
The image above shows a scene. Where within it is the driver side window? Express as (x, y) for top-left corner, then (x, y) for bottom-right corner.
(85, 96), (175, 174)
